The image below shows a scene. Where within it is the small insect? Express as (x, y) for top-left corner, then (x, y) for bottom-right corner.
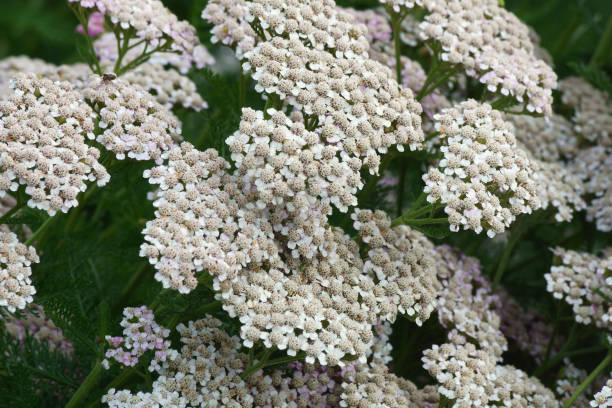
(102, 73), (116, 81)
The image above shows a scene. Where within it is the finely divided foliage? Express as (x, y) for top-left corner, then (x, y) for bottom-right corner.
(0, 0), (610, 406)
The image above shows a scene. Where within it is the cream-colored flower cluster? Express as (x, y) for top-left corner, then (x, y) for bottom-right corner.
(545, 247), (612, 330)
(351, 208), (440, 325)
(83, 75), (182, 164)
(69, 0), (213, 71)
(0, 227), (38, 313)
(202, 0), (257, 59)
(555, 359), (598, 407)
(0, 73), (110, 215)
(227, 108), (362, 257)
(417, 0), (557, 116)
(559, 77), (612, 146)
(572, 146), (612, 232)
(243, 35), (423, 175)
(120, 64), (207, 111)
(423, 100), (540, 237)
(434, 245), (507, 360)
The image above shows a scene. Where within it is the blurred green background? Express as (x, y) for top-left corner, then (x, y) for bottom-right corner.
(0, 0), (610, 76)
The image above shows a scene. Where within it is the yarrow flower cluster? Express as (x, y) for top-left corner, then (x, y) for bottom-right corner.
(83, 75), (182, 163)
(3, 304), (73, 355)
(592, 379), (612, 408)
(0, 226), (38, 312)
(0, 73), (110, 215)
(434, 245), (507, 360)
(351, 208), (440, 325)
(423, 100), (540, 237)
(414, 0), (557, 115)
(201, 0), (257, 59)
(68, 0), (213, 71)
(102, 306), (171, 371)
(545, 247), (612, 330)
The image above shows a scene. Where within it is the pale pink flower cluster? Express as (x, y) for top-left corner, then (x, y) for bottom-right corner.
(102, 306), (171, 372)
(0, 226), (38, 312)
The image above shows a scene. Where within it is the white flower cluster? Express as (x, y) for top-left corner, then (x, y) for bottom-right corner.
(555, 359), (596, 407)
(545, 247), (612, 330)
(492, 363), (558, 408)
(120, 63), (207, 111)
(227, 108), (361, 257)
(69, 0), (213, 70)
(417, 0), (557, 116)
(3, 304), (73, 355)
(140, 143), (230, 293)
(0, 73), (110, 215)
(103, 306), (171, 372)
(83, 75), (182, 163)
(533, 160), (586, 222)
(592, 379), (612, 408)
(422, 337), (497, 406)
(423, 100), (540, 237)
(434, 245), (507, 360)
(0, 226), (38, 312)
(559, 77), (612, 146)
(572, 146), (612, 232)
(202, 0), (257, 59)
(351, 208), (440, 325)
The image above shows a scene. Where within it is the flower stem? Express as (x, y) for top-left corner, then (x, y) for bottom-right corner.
(240, 348), (273, 380)
(25, 214), (57, 246)
(492, 217), (526, 291)
(0, 201), (23, 225)
(562, 349), (612, 408)
(65, 360), (103, 408)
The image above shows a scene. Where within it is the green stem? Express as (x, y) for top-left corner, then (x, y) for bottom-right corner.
(24, 215), (56, 246)
(65, 360), (103, 408)
(492, 217), (526, 291)
(0, 201), (23, 224)
(391, 12), (404, 85)
(70, 6), (102, 75)
(240, 349), (273, 380)
(594, 288), (612, 304)
(533, 324), (579, 377)
(562, 349), (612, 408)
(589, 13), (612, 68)
(112, 263), (149, 313)
(85, 367), (139, 408)
(403, 217), (448, 226)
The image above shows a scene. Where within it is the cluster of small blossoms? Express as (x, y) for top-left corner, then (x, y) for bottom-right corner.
(530, 158), (586, 222)
(572, 146), (612, 232)
(227, 108), (362, 257)
(83, 75), (182, 163)
(119, 64), (207, 111)
(416, 0), (557, 115)
(555, 359), (599, 407)
(422, 331), (556, 408)
(0, 73), (110, 215)
(102, 306), (171, 372)
(0, 226), (38, 312)
(3, 304), (72, 355)
(434, 245), (507, 360)
(68, 0), (213, 71)
(559, 77), (612, 146)
(201, 0), (257, 59)
(495, 287), (560, 363)
(422, 334), (497, 406)
(243, 35), (424, 174)
(592, 379), (612, 408)
(423, 100), (540, 237)
(0, 57), (58, 97)
(506, 113), (579, 162)
(545, 247), (612, 330)
(351, 208), (440, 325)
(140, 143), (231, 293)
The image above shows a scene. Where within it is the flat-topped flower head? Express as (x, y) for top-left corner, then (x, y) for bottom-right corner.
(83, 75), (182, 163)
(202, 0), (257, 59)
(571, 147), (612, 231)
(352, 208), (441, 325)
(591, 379), (612, 408)
(0, 73), (109, 215)
(423, 100), (540, 237)
(243, 36), (424, 175)
(545, 247), (612, 330)
(119, 63), (207, 112)
(0, 227), (38, 312)
(417, 0), (557, 116)
(559, 77), (612, 147)
(69, 0), (213, 71)
(492, 364), (558, 407)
